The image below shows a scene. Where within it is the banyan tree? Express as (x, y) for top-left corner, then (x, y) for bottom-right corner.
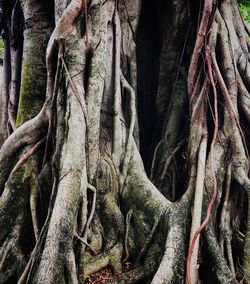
(0, 0), (250, 283)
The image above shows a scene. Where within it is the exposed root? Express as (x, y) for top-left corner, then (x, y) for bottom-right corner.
(1, 0), (250, 283)
(211, 40), (248, 157)
(112, 8), (122, 167)
(43, 42), (63, 167)
(219, 163), (232, 252)
(120, 72), (136, 178)
(150, 139), (163, 180)
(84, 243), (123, 277)
(77, 183), (97, 256)
(10, 137), (46, 177)
(17, 251), (33, 284)
(204, 224), (238, 283)
(159, 139), (184, 185)
(61, 56), (88, 122)
(123, 209), (133, 263)
(188, 0), (214, 96)
(30, 175), (41, 241)
(75, 232), (97, 254)
(187, 135), (208, 283)
(187, 19), (219, 284)
(135, 215), (161, 265)
(0, 108), (48, 190)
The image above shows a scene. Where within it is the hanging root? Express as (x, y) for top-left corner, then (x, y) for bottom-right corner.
(61, 56), (88, 122)
(120, 72), (136, 177)
(112, 8), (122, 166)
(135, 215), (161, 265)
(123, 209), (133, 263)
(187, 135), (208, 283)
(80, 183), (97, 246)
(42, 41), (63, 167)
(74, 232), (97, 254)
(2, 0), (250, 283)
(17, 250), (34, 284)
(186, 18), (219, 284)
(188, 0), (214, 96)
(10, 137), (46, 177)
(219, 163), (232, 251)
(159, 140), (184, 185)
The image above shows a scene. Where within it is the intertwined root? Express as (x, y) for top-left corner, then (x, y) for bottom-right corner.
(0, 0), (250, 283)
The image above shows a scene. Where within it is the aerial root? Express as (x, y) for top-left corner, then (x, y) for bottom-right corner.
(237, 71), (250, 123)
(187, 18), (219, 284)
(43, 41), (63, 167)
(112, 8), (122, 166)
(159, 140), (184, 185)
(76, 183), (97, 255)
(83, 0), (89, 49)
(0, 106), (48, 189)
(17, 250), (33, 284)
(30, 175), (41, 241)
(135, 215), (161, 265)
(85, 184), (97, 238)
(120, 72), (136, 178)
(10, 137), (46, 177)
(61, 56), (88, 122)
(188, 0), (214, 95)
(74, 232), (97, 254)
(219, 162), (232, 251)
(211, 42), (248, 157)
(0, 1), (89, 184)
(123, 209), (133, 263)
(150, 139), (163, 180)
(219, 163), (235, 276)
(187, 135), (208, 284)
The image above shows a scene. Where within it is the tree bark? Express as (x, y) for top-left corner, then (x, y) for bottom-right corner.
(0, 0), (250, 283)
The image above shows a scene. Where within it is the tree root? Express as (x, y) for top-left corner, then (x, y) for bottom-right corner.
(1, 1), (250, 283)
(187, 135), (208, 283)
(0, 108), (48, 191)
(112, 8), (122, 167)
(187, 21), (219, 284)
(135, 215), (161, 265)
(84, 243), (123, 277)
(120, 72), (136, 178)
(123, 209), (133, 263)
(188, 0), (214, 96)
(10, 137), (46, 177)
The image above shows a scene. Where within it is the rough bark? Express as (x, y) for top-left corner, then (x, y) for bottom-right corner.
(0, 0), (250, 283)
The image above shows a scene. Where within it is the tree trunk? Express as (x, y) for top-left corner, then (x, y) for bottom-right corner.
(0, 0), (250, 283)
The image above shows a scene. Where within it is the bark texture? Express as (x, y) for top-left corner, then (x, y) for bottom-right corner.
(0, 0), (250, 283)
